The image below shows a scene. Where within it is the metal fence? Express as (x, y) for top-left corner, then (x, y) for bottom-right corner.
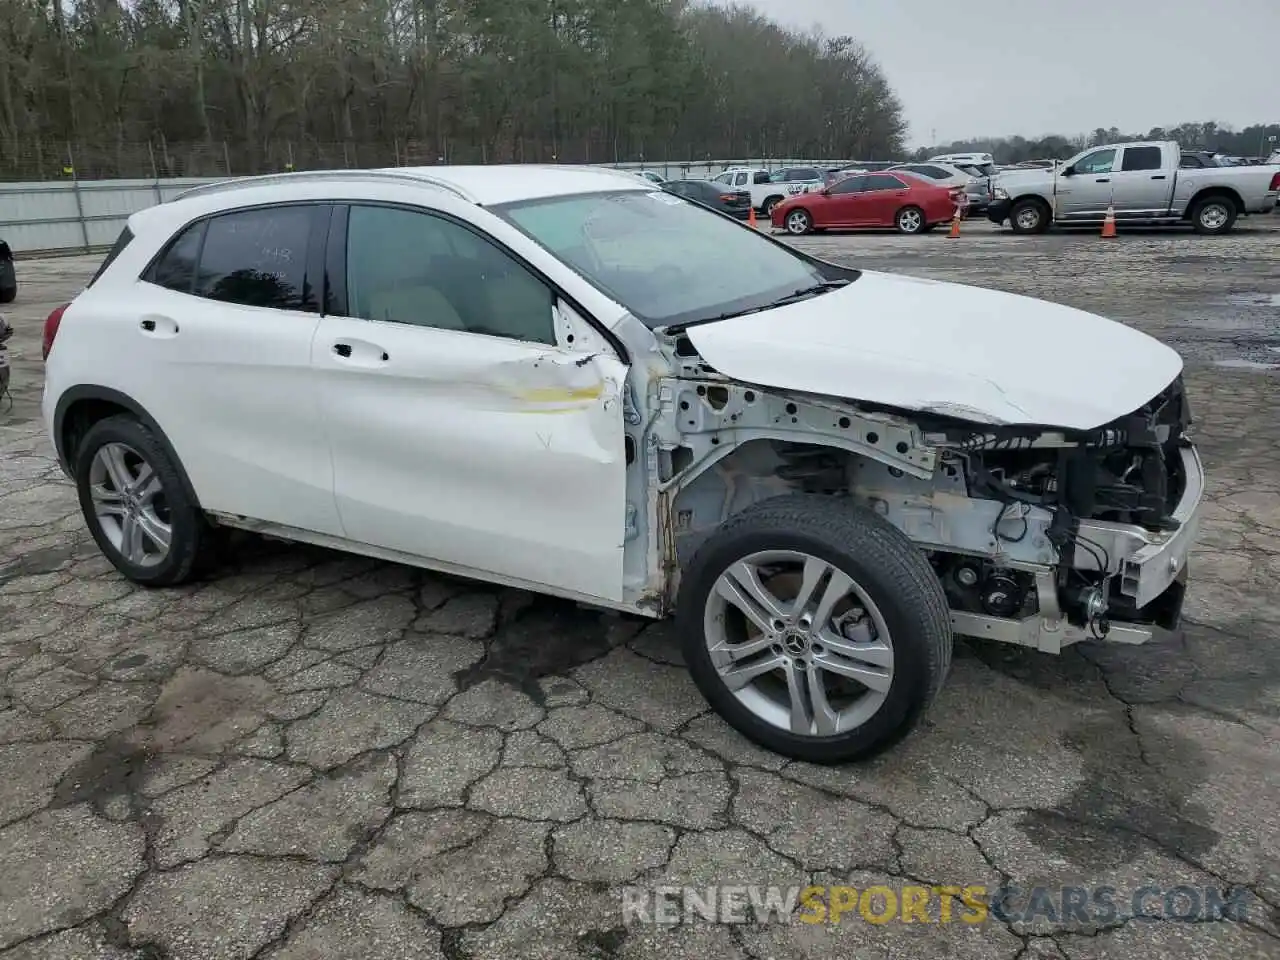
(0, 156), (857, 254)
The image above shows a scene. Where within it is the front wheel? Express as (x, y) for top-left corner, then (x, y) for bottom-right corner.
(676, 494), (953, 763)
(0, 284), (14, 304)
(783, 209), (813, 235)
(761, 195), (785, 217)
(1009, 198), (1050, 234)
(73, 414), (207, 587)
(1190, 196), (1237, 235)
(895, 206), (926, 234)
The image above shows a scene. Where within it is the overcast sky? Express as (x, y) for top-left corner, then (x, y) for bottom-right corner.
(739, 0), (1279, 147)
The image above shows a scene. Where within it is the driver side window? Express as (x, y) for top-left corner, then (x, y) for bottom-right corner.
(344, 205), (555, 345)
(1075, 149), (1116, 175)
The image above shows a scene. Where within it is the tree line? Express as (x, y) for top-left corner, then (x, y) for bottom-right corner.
(0, 0), (907, 179)
(914, 121), (1280, 164)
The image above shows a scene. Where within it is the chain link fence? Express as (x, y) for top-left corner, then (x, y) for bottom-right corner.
(0, 138), (873, 182)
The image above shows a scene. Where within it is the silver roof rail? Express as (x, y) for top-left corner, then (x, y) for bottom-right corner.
(171, 168), (477, 204)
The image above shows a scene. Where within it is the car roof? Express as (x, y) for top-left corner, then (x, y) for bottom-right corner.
(172, 164), (653, 209)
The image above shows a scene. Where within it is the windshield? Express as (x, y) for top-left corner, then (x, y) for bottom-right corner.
(495, 190), (832, 328)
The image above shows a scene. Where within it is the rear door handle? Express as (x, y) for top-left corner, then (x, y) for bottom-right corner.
(332, 341), (390, 363)
(1151, 175), (1167, 180)
(1095, 178), (1111, 183)
(139, 315), (179, 336)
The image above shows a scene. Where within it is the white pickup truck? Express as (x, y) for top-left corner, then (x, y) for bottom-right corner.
(988, 140), (1280, 235)
(712, 166), (827, 216)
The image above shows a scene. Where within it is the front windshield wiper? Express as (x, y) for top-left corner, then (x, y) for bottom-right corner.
(675, 279), (851, 329)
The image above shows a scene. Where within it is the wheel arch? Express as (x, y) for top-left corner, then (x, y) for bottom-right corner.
(1010, 193), (1052, 214)
(54, 386), (203, 509)
(1184, 187), (1242, 220)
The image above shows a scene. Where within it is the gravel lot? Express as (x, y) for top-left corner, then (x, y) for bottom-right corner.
(1, 219), (1279, 959)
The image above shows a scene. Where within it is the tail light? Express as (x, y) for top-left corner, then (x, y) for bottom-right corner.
(1270, 172), (1280, 191)
(42, 303), (68, 361)
(719, 194), (737, 202)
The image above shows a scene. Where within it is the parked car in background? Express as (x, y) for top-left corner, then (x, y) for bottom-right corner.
(633, 170), (666, 184)
(0, 239), (15, 303)
(888, 162), (990, 213)
(929, 152), (994, 168)
(713, 166), (826, 217)
(1179, 151), (1221, 169)
(989, 140), (1280, 234)
(772, 171), (963, 235)
(41, 164), (1206, 764)
(662, 179), (753, 218)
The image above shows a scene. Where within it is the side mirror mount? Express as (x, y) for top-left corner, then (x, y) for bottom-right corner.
(1060, 166), (1075, 176)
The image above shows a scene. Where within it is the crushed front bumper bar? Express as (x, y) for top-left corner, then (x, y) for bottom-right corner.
(951, 444), (1205, 653)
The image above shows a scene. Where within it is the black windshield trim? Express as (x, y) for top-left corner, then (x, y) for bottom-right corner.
(490, 191), (861, 329)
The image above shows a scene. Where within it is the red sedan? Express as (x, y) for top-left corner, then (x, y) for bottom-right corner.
(771, 171), (963, 235)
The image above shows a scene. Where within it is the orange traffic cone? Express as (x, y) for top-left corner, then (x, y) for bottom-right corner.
(748, 207), (759, 229)
(948, 206), (962, 238)
(1101, 204), (1117, 238)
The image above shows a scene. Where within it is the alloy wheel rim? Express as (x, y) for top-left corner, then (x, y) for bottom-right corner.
(88, 442), (172, 567)
(702, 550), (895, 737)
(900, 210), (922, 232)
(1017, 208), (1040, 229)
(786, 212), (808, 233)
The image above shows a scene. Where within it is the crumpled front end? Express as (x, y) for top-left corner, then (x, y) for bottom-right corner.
(923, 374), (1203, 650)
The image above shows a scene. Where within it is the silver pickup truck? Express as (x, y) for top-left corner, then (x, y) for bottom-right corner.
(987, 140), (1280, 235)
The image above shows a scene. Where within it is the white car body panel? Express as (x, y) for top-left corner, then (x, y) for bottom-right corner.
(44, 244), (346, 536)
(683, 270), (1183, 430)
(311, 313), (630, 603)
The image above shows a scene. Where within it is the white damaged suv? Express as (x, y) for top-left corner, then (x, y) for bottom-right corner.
(41, 165), (1204, 763)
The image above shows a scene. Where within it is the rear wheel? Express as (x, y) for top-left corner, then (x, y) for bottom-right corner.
(0, 284), (14, 304)
(677, 494), (953, 763)
(1009, 198), (1051, 234)
(896, 206), (926, 234)
(1190, 195), (1237, 235)
(784, 209), (813, 235)
(73, 415), (207, 587)
(762, 195), (786, 217)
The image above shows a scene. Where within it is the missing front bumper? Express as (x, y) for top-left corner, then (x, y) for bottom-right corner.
(951, 567), (1188, 653)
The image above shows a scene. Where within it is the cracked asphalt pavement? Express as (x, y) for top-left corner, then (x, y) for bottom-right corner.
(1, 219), (1279, 959)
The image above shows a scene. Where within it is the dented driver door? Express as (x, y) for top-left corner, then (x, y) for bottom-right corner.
(311, 316), (630, 603)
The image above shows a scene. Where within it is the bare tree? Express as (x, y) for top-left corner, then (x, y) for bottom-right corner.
(0, 0), (909, 178)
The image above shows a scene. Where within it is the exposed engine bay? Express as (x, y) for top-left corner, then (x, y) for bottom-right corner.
(661, 366), (1196, 650)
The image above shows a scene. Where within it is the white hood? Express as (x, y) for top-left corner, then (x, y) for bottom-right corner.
(683, 270), (1183, 431)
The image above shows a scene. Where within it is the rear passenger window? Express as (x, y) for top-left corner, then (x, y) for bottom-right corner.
(1121, 146), (1163, 172)
(145, 222), (204, 293)
(194, 207), (313, 310)
(345, 205), (555, 345)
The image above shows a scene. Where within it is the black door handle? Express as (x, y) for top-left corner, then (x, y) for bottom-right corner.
(1095, 178), (1111, 183)
(1151, 175), (1166, 180)
(333, 343), (352, 358)
(140, 319), (155, 332)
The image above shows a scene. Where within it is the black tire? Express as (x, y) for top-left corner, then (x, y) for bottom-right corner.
(782, 208), (813, 235)
(895, 206), (926, 234)
(920, 223), (939, 233)
(761, 195), (785, 217)
(676, 494), (953, 764)
(1189, 195), (1237, 235)
(0, 285), (14, 304)
(1009, 198), (1051, 234)
(73, 414), (206, 587)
